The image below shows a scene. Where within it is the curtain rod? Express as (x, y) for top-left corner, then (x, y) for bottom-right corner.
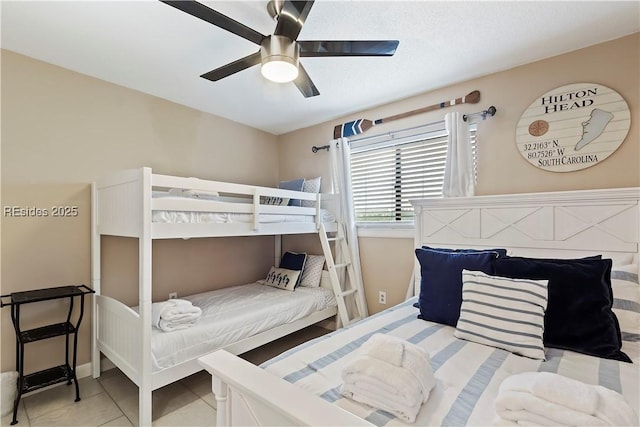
(311, 105), (497, 153)
(312, 120), (443, 153)
(463, 105), (497, 122)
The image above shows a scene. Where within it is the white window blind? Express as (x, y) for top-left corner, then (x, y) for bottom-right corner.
(350, 122), (477, 223)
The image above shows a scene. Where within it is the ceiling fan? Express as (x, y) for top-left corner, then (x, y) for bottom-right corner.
(160, 0), (399, 97)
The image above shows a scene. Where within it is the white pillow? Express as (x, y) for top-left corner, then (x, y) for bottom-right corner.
(455, 270), (548, 360)
(299, 255), (325, 287)
(262, 267), (300, 291)
(611, 264), (639, 342)
(301, 176), (321, 208)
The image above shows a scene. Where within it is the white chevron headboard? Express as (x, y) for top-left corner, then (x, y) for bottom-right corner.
(410, 187), (640, 296)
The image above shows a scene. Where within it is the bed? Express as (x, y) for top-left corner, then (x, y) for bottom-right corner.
(90, 167), (347, 426)
(133, 282), (337, 372)
(199, 186), (640, 427)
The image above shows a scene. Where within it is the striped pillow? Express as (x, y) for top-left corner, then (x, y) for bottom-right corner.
(455, 270), (548, 360)
(611, 264), (639, 343)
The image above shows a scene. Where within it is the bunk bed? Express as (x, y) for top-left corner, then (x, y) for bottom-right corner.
(199, 187), (640, 426)
(90, 167), (346, 426)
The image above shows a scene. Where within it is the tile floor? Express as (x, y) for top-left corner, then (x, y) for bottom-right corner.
(1, 325), (330, 427)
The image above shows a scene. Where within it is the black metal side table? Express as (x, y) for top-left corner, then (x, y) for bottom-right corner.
(0, 284), (94, 425)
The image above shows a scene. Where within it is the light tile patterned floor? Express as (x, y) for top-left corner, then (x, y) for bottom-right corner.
(1, 326), (329, 427)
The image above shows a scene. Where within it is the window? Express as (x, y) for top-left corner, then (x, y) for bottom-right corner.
(350, 122), (477, 224)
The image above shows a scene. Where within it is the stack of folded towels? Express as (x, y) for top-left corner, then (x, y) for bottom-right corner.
(493, 371), (638, 426)
(151, 299), (202, 332)
(340, 333), (435, 423)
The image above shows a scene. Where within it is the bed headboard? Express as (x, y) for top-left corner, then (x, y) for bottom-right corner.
(411, 187), (640, 297)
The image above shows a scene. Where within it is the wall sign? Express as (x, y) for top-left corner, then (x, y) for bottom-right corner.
(516, 83), (630, 172)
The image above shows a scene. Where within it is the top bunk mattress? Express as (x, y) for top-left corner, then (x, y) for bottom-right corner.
(150, 282), (336, 371)
(151, 193), (336, 225)
(152, 207), (336, 225)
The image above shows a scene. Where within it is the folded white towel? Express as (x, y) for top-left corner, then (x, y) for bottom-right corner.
(593, 384), (639, 426)
(341, 379), (422, 423)
(496, 389), (607, 426)
(340, 335), (435, 423)
(360, 333), (434, 399)
(490, 415), (521, 426)
(361, 333), (404, 366)
(497, 372), (638, 426)
(341, 353), (435, 423)
(342, 357), (423, 407)
(500, 371), (599, 414)
(497, 409), (571, 426)
(151, 299), (202, 332)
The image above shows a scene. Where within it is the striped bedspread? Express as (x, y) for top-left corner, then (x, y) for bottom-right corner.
(262, 298), (640, 426)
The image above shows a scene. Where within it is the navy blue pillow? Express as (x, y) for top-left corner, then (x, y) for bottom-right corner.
(280, 251), (307, 287)
(422, 246), (508, 258)
(493, 256), (630, 363)
(279, 179), (305, 207)
(414, 248), (500, 326)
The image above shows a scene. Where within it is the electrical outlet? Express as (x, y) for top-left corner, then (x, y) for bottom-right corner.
(169, 292), (177, 300)
(378, 291), (387, 305)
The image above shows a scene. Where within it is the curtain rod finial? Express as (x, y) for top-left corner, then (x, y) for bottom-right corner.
(464, 105), (497, 122)
(312, 144), (330, 153)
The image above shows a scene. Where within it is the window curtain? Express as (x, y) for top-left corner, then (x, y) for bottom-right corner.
(443, 112), (475, 197)
(329, 138), (368, 317)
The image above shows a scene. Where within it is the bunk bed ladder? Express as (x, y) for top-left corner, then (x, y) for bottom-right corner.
(319, 223), (365, 327)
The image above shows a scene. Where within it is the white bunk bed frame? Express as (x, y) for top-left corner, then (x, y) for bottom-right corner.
(198, 186), (640, 427)
(90, 167), (341, 426)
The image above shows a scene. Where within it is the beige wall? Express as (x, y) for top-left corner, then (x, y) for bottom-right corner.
(278, 33), (640, 313)
(1, 50), (279, 373)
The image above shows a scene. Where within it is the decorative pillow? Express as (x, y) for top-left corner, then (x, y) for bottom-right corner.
(280, 251), (307, 287)
(422, 246), (508, 258)
(492, 256), (631, 362)
(301, 176), (322, 208)
(611, 264), (639, 343)
(414, 248), (501, 326)
(263, 267), (300, 291)
(279, 179), (305, 207)
(455, 270), (548, 360)
(299, 254), (325, 287)
(260, 196), (290, 206)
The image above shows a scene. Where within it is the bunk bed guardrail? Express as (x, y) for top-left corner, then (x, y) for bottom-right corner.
(94, 167), (340, 239)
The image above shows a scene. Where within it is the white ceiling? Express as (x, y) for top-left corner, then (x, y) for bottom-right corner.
(2, 1), (638, 135)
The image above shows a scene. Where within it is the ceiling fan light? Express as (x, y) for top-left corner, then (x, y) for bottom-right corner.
(261, 58), (298, 83)
(261, 35), (299, 83)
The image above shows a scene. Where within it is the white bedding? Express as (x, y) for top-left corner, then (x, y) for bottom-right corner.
(151, 194), (335, 224)
(152, 208), (335, 224)
(149, 283), (336, 371)
(262, 298), (640, 426)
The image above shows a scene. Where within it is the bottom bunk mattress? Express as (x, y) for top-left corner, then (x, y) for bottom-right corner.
(150, 283), (336, 371)
(261, 298), (640, 426)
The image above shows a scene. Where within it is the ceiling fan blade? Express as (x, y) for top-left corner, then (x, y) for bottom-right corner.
(160, 0), (266, 46)
(293, 63), (319, 98)
(200, 51), (262, 81)
(274, 1), (314, 41)
(299, 40), (399, 57)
